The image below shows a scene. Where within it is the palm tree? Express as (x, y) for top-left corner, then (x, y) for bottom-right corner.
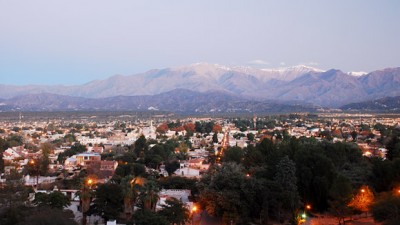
(79, 180), (94, 225)
(140, 180), (160, 211)
(121, 176), (143, 219)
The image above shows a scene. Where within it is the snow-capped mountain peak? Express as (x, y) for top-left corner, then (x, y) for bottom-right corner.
(348, 71), (368, 77)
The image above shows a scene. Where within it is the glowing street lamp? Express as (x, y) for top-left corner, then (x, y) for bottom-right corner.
(191, 205), (199, 225)
(30, 159), (39, 188)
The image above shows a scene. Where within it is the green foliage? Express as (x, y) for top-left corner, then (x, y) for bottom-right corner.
(247, 132), (255, 141)
(212, 132), (218, 143)
(370, 158), (400, 192)
(131, 209), (168, 225)
(0, 179), (30, 209)
(198, 163), (250, 224)
(5, 134), (24, 148)
(371, 193), (400, 225)
(64, 134), (76, 142)
(57, 143), (87, 163)
(386, 133), (400, 160)
(114, 163), (146, 181)
(33, 191), (71, 209)
(194, 121), (214, 134)
(222, 146), (243, 164)
(18, 207), (78, 225)
(328, 175), (354, 224)
(233, 132), (245, 139)
(138, 179), (160, 211)
(295, 146), (336, 211)
(92, 183), (124, 221)
(135, 135), (148, 157)
(164, 160), (180, 176)
(158, 176), (197, 193)
(0, 205), (77, 225)
(274, 156), (300, 212)
(115, 152), (137, 164)
(159, 197), (190, 225)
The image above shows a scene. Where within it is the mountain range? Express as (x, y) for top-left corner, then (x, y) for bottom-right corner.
(1, 63), (399, 112)
(0, 90), (318, 114)
(341, 96), (400, 112)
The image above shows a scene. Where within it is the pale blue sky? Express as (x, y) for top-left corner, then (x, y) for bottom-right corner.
(1, 0), (399, 85)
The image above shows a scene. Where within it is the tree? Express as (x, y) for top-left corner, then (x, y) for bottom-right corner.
(92, 183), (123, 221)
(329, 175), (354, 225)
(295, 147), (336, 211)
(156, 123), (169, 134)
(0, 151), (4, 173)
(247, 133), (255, 142)
(351, 131), (358, 141)
(40, 142), (53, 175)
(135, 135), (148, 158)
(212, 132), (218, 143)
(25, 159), (41, 187)
(132, 209), (168, 225)
(6, 134), (23, 147)
(79, 180), (94, 225)
(158, 176), (197, 192)
(222, 146), (243, 164)
(198, 163), (249, 224)
(274, 156), (300, 224)
(121, 176), (142, 219)
(371, 192), (400, 225)
(212, 124), (222, 133)
(386, 134), (400, 160)
(15, 207), (78, 225)
(348, 185), (374, 215)
(165, 160), (180, 176)
(139, 180), (160, 211)
(183, 123), (195, 136)
(33, 191), (71, 209)
(0, 179), (30, 209)
(57, 143), (86, 163)
(159, 197), (190, 225)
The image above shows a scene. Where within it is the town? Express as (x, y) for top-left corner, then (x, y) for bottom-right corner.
(1, 112), (400, 225)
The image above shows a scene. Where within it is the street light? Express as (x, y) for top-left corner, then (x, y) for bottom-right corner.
(81, 178), (94, 225)
(30, 159), (39, 189)
(191, 205), (198, 225)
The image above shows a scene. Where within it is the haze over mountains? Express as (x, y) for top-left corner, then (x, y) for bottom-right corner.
(1, 63), (399, 112)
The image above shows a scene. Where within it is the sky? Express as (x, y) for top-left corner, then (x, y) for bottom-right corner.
(0, 0), (399, 85)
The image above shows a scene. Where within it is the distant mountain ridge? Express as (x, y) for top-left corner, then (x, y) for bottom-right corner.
(340, 96), (400, 112)
(0, 63), (399, 108)
(0, 90), (319, 114)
